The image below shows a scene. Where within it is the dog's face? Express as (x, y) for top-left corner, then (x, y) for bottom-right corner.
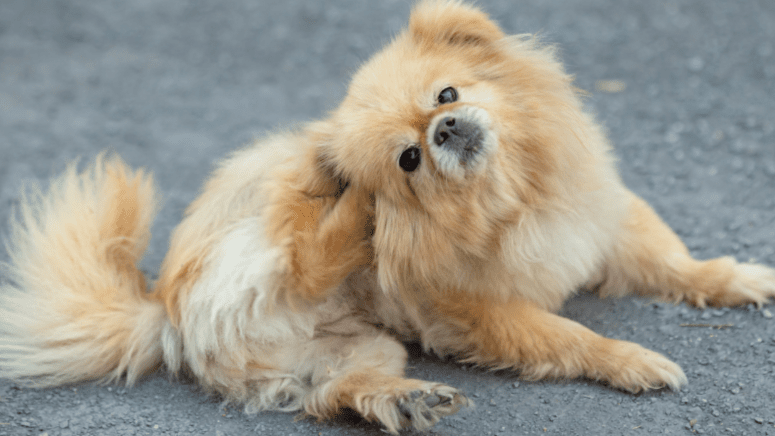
(317, 1), (594, 293)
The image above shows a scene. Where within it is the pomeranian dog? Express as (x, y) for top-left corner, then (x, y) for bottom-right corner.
(2, 0), (775, 433)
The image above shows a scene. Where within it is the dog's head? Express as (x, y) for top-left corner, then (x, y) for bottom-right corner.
(315, 0), (602, 293)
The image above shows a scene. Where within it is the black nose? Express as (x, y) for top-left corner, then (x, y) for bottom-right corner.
(431, 116), (484, 163)
(433, 117), (458, 146)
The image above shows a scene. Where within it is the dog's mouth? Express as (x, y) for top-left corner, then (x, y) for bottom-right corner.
(426, 106), (496, 180)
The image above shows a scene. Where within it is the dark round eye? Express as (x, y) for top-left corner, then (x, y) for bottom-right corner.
(398, 146), (421, 172)
(438, 87), (458, 105)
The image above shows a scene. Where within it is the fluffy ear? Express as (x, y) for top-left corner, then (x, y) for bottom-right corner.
(409, 0), (505, 48)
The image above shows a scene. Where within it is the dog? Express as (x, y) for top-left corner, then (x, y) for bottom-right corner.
(2, 0), (775, 433)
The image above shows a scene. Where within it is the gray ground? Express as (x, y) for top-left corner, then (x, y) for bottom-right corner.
(1, 0), (774, 435)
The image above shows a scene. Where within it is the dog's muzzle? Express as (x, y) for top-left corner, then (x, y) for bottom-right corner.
(426, 106), (496, 180)
(433, 116), (484, 164)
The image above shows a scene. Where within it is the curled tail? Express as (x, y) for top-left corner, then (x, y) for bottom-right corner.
(0, 155), (173, 387)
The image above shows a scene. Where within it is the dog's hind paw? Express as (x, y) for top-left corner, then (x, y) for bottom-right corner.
(671, 257), (775, 309)
(315, 374), (471, 434)
(725, 262), (775, 308)
(396, 385), (471, 432)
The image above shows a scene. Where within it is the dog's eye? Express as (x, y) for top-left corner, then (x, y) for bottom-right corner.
(438, 87), (458, 105)
(398, 146), (421, 172)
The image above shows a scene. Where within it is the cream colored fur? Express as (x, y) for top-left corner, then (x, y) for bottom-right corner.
(0, 156), (168, 387)
(2, 1), (775, 433)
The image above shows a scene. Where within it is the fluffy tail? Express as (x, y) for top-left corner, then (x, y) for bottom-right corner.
(0, 155), (170, 387)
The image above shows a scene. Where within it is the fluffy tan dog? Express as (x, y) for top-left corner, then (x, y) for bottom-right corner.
(2, 1), (775, 433)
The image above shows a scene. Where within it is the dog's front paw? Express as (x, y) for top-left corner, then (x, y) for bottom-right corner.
(594, 340), (687, 393)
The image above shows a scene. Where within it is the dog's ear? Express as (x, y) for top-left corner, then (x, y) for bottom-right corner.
(409, 0), (505, 48)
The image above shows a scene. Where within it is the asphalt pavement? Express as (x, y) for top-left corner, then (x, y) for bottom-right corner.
(1, 0), (774, 435)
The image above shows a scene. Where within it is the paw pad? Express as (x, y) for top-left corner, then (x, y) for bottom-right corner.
(396, 387), (470, 431)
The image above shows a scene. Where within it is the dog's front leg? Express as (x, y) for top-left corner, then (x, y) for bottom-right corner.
(424, 294), (687, 393)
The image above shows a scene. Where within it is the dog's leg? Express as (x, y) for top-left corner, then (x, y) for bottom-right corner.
(182, 325), (465, 434)
(187, 328), (467, 434)
(270, 185), (374, 305)
(424, 295), (686, 393)
(595, 191), (775, 307)
(301, 330), (469, 434)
